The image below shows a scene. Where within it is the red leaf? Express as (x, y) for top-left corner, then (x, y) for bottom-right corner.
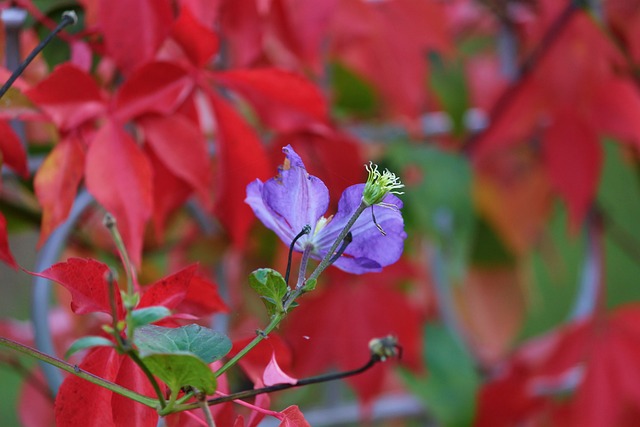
(55, 348), (120, 426)
(219, 0), (263, 67)
(97, 0), (173, 73)
(0, 212), (18, 269)
(26, 64), (105, 131)
(111, 356), (159, 427)
(0, 120), (28, 177)
(145, 147), (193, 240)
(283, 265), (422, 402)
(213, 68), (329, 132)
(171, 5), (219, 67)
(114, 62), (193, 121)
(278, 406), (310, 427)
(85, 122), (153, 266)
(140, 114), (212, 207)
(34, 136), (85, 246)
(231, 334), (293, 387)
(34, 258), (122, 316)
(263, 352), (298, 387)
(139, 264), (198, 309)
(542, 110), (601, 228)
(177, 275), (229, 317)
(209, 92), (271, 247)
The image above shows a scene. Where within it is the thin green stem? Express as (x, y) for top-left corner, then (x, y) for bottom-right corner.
(197, 392), (216, 427)
(214, 314), (283, 378)
(103, 214), (135, 299)
(307, 201), (367, 283)
(0, 337), (158, 408)
(127, 350), (167, 409)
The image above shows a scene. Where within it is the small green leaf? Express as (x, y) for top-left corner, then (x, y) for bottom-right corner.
(142, 353), (217, 395)
(249, 268), (288, 317)
(134, 324), (231, 364)
(130, 306), (171, 329)
(65, 336), (114, 359)
(302, 278), (317, 292)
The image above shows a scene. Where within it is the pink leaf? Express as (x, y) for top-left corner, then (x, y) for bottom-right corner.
(263, 352), (298, 387)
(34, 257), (122, 316)
(85, 121), (153, 266)
(97, 0), (173, 73)
(279, 406), (310, 427)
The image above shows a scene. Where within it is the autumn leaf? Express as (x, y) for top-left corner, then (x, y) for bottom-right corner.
(0, 213), (18, 269)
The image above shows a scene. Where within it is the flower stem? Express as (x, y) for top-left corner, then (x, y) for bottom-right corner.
(285, 225), (311, 285)
(308, 201), (368, 283)
(0, 336), (158, 408)
(295, 245), (313, 289)
(213, 313), (284, 378)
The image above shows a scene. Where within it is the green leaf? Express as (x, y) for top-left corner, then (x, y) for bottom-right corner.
(388, 143), (475, 280)
(129, 306), (171, 329)
(142, 353), (217, 395)
(134, 324), (231, 364)
(248, 268), (288, 317)
(302, 278), (317, 292)
(427, 53), (469, 136)
(400, 323), (479, 427)
(331, 62), (380, 118)
(65, 336), (114, 358)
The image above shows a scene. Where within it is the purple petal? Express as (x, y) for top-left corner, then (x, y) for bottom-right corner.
(316, 184), (406, 274)
(245, 145), (329, 248)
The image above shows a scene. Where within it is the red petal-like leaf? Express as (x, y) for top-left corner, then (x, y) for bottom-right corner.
(85, 122), (153, 266)
(177, 275), (229, 317)
(115, 62), (193, 121)
(34, 136), (85, 246)
(171, 5), (219, 67)
(213, 68), (329, 132)
(283, 265), (422, 402)
(97, 0), (173, 73)
(112, 356), (159, 427)
(140, 114), (212, 206)
(209, 92), (271, 247)
(0, 213), (18, 269)
(219, 0), (262, 67)
(26, 64), (105, 131)
(34, 257), (122, 316)
(0, 120), (28, 177)
(263, 352), (298, 387)
(542, 110), (601, 228)
(55, 348), (120, 426)
(139, 264), (198, 309)
(278, 406), (310, 427)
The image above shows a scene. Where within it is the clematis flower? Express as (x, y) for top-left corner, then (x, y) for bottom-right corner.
(245, 145), (406, 274)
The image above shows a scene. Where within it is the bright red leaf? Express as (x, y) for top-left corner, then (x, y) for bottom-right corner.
(171, 5), (219, 67)
(26, 64), (105, 131)
(213, 68), (329, 132)
(85, 121), (153, 267)
(138, 264), (197, 309)
(0, 212), (18, 269)
(139, 114), (212, 207)
(209, 92), (271, 247)
(177, 275), (229, 317)
(0, 120), (28, 177)
(34, 136), (85, 246)
(97, 0), (173, 74)
(34, 257), (123, 317)
(283, 264), (422, 402)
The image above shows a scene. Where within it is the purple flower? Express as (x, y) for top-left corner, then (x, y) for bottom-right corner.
(245, 145), (406, 274)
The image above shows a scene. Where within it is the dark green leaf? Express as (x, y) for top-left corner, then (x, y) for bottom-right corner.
(248, 268), (288, 317)
(65, 336), (114, 358)
(134, 324), (231, 364)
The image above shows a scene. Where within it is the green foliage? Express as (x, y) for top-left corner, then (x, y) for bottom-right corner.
(249, 268), (288, 317)
(401, 323), (479, 427)
(427, 53), (469, 136)
(388, 143), (475, 279)
(142, 353), (217, 395)
(331, 62), (380, 118)
(65, 336), (114, 358)
(129, 306), (171, 329)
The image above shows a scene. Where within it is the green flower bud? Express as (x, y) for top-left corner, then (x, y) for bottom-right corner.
(362, 162), (404, 206)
